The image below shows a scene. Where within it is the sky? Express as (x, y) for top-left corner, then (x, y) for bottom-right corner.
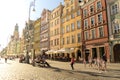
(0, 0), (64, 51)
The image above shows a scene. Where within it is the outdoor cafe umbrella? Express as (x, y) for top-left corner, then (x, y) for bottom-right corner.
(45, 50), (55, 54)
(57, 48), (70, 53)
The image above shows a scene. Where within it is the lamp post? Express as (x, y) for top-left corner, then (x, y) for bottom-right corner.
(26, 0), (36, 64)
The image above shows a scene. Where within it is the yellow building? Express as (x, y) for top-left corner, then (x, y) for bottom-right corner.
(33, 18), (41, 56)
(61, 0), (82, 60)
(19, 33), (25, 55)
(50, 3), (64, 50)
(7, 24), (20, 56)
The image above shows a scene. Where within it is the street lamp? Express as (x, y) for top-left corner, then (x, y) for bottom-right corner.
(26, 0), (36, 64)
(28, 0), (36, 21)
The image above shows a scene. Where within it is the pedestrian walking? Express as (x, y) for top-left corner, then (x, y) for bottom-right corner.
(83, 58), (86, 68)
(88, 55), (93, 68)
(97, 58), (102, 73)
(25, 52), (30, 64)
(5, 56), (7, 63)
(93, 58), (97, 68)
(70, 55), (75, 70)
(102, 53), (107, 72)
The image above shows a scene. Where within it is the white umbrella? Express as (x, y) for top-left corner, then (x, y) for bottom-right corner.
(45, 50), (55, 54)
(57, 48), (70, 53)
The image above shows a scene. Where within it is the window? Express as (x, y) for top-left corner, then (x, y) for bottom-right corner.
(66, 3), (69, 7)
(77, 20), (81, 29)
(66, 15), (69, 21)
(99, 27), (104, 37)
(98, 13), (102, 23)
(54, 39), (56, 46)
(57, 19), (59, 24)
(62, 18), (65, 23)
(115, 4), (118, 13)
(84, 19), (88, 29)
(54, 29), (57, 35)
(71, 6), (74, 11)
(71, 13), (75, 19)
(83, 9), (87, 17)
(91, 17), (95, 25)
(66, 25), (70, 32)
(71, 0), (74, 4)
(111, 4), (118, 14)
(61, 27), (65, 34)
(77, 10), (80, 16)
(50, 40), (53, 46)
(97, 1), (101, 9)
(71, 35), (75, 43)
(66, 9), (69, 13)
(77, 33), (81, 43)
(71, 23), (75, 31)
(91, 29), (95, 39)
(50, 31), (53, 36)
(85, 31), (88, 40)
(114, 23), (120, 33)
(50, 22), (53, 27)
(66, 36), (70, 44)
(112, 5), (114, 14)
(62, 38), (65, 45)
(56, 28), (59, 35)
(57, 38), (59, 45)
(90, 5), (94, 13)
(54, 20), (56, 25)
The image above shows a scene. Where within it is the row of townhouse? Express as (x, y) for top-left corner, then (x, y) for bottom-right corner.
(22, 0), (120, 63)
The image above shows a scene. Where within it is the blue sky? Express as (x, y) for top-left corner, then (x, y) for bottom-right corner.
(0, 0), (64, 51)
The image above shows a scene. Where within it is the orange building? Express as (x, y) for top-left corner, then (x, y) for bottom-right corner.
(61, 0), (82, 60)
(50, 3), (64, 50)
(33, 18), (41, 56)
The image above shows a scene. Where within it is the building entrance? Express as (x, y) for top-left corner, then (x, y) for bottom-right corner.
(113, 44), (120, 63)
(92, 48), (97, 59)
(76, 50), (81, 61)
(99, 47), (104, 58)
(85, 49), (89, 62)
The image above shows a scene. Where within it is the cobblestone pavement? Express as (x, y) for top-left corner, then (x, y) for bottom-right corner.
(0, 58), (120, 80)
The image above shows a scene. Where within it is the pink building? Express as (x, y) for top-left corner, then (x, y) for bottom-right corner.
(81, 0), (110, 62)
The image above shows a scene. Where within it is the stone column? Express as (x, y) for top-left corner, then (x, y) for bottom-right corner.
(96, 47), (100, 59)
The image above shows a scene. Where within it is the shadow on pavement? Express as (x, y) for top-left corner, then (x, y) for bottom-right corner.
(46, 66), (120, 79)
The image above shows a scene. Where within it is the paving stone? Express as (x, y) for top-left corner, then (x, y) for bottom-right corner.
(0, 58), (120, 80)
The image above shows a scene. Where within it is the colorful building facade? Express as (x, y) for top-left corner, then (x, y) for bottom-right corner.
(33, 18), (41, 56)
(61, 0), (82, 60)
(50, 3), (64, 50)
(81, 0), (110, 62)
(107, 0), (120, 62)
(40, 9), (51, 53)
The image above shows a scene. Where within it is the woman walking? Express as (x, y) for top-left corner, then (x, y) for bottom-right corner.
(70, 56), (75, 70)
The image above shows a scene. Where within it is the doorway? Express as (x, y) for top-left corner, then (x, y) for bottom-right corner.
(77, 50), (81, 61)
(85, 49), (89, 62)
(99, 47), (104, 58)
(92, 48), (97, 59)
(113, 44), (120, 63)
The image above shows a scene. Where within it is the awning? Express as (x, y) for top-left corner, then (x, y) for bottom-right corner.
(57, 48), (70, 53)
(45, 50), (55, 54)
(41, 48), (48, 51)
